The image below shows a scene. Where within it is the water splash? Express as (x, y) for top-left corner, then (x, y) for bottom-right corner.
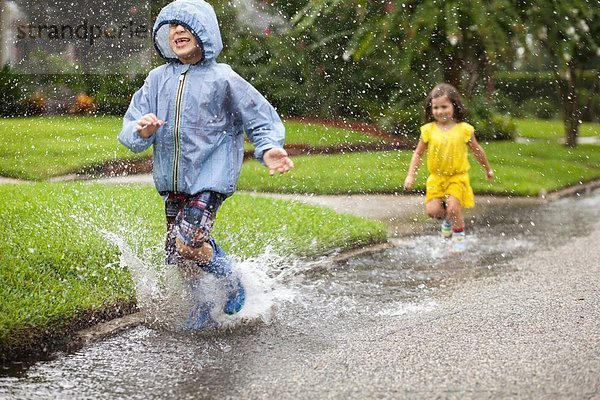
(103, 232), (297, 332)
(375, 299), (439, 317)
(389, 231), (533, 265)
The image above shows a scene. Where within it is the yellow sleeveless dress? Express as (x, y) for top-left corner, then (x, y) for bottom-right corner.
(421, 121), (475, 208)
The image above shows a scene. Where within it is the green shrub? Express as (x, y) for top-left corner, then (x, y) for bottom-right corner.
(474, 114), (517, 141)
(377, 105), (423, 139)
(0, 66), (25, 117)
(21, 92), (47, 116)
(495, 71), (558, 102)
(519, 97), (559, 120)
(468, 97), (516, 141)
(379, 96), (517, 141)
(0, 73), (145, 117)
(495, 70), (600, 122)
(86, 74), (145, 115)
(580, 86), (600, 123)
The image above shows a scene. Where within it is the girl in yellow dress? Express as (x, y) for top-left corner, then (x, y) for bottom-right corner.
(404, 83), (494, 252)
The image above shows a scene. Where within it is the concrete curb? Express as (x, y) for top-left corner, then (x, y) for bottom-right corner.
(542, 179), (600, 200)
(74, 312), (146, 347)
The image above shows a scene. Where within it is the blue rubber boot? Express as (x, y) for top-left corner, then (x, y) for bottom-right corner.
(184, 277), (217, 330)
(185, 300), (216, 330)
(223, 277), (245, 315)
(200, 239), (245, 315)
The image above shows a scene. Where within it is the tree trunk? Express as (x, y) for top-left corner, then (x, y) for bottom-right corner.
(583, 68), (600, 121)
(563, 60), (579, 148)
(484, 57), (495, 100)
(442, 52), (461, 90)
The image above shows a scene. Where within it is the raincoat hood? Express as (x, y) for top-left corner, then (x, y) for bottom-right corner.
(153, 0), (223, 63)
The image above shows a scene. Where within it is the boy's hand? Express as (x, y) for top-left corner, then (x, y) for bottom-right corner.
(136, 113), (163, 138)
(263, 148), (294, 175)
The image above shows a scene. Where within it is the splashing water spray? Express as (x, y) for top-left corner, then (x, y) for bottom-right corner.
(103, 231), (297, 332)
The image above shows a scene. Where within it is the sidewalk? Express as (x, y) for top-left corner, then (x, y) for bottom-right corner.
(261, 192), (546, 238)
(78, 173), (537, 237)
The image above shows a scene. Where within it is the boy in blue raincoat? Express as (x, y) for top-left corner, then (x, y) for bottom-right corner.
(118, 0), (293, 325)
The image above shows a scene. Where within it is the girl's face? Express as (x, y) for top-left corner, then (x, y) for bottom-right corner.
(169, 24), (202, 64)
(431, 95), (455, 124)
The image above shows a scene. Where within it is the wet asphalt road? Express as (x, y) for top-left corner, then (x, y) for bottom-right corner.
(2, 187), (599, 399)
(205, 193), (600, 399)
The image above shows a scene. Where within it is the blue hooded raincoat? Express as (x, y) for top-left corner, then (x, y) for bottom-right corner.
(118, 0), (285, 196)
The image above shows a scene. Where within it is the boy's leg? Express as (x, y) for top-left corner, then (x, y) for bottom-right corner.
(173, 192), (222, 264)
(165, 193), (188, 265)
(169, 191), (245, 315)
(203, 238), (245, 315)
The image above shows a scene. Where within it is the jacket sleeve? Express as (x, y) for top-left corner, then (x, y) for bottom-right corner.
(230, 73), (285, 163)
(118, 76), (156, 153)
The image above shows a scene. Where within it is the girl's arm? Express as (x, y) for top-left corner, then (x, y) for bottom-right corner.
(467, 133), (494, 180)
(404, 139), (427, 190)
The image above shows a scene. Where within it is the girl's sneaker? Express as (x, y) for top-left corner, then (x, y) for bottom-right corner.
(450, 231), (466, 253)
(440, 219), (453, 238)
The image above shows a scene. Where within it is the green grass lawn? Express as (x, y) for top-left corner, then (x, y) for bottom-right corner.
(243, 119), (384, 151)
(0, 116), (383, 180)
(2, 116), (598, 189)
(238, 141), (600, 197)
(280, 120), (384, 147)
(0, 116), (143, 181)
(514, 118), (600, 140)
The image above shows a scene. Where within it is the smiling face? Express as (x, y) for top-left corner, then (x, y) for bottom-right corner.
(168, 23), (203, 64)
(431, 95), (455, 125)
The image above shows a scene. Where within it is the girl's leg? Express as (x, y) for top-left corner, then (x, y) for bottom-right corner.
(445, 195), (464, 230)
(425, 198), (447, 220)
(446, 195), (467, 252)
(427, 197), (453, 238)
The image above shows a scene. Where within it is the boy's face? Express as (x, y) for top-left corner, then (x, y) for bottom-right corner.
(169, 24), (203, 64)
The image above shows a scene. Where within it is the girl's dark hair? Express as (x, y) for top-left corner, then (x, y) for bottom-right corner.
(424, 83), (468, 122)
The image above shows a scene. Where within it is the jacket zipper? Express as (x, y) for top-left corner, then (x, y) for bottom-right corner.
(172, 72), (187, 192)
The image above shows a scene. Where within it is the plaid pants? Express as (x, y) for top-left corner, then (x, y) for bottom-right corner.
(164, 191), (224, 265)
